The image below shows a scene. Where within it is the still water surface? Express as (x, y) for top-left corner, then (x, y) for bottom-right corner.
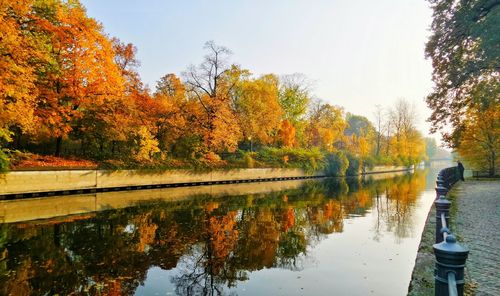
(0, 169), (440, 295)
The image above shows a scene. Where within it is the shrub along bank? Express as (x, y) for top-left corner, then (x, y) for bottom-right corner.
(5, 147), (416, 176)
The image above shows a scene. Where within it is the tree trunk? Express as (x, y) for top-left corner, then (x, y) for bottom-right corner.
(490, 150), (496, 177)
(99, 141), (104, 156)
(376, 133), (381, 156)
(15, 130), (22, 149)
(55, 136), (62, 157)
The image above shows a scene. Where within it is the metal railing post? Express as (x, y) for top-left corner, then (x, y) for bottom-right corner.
(435, 195), (451, 243)
(438, 172), (450, 189)
(433, 234), (469, 296)
(435, 185), (449, 199)
(436, 175), (446, 188)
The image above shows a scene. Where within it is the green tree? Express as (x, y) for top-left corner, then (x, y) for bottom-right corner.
(344, 113), (375, 137)
(278, 74), (310, 123)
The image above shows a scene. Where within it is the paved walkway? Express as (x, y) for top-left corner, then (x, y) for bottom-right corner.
(453, 180), (500, 296)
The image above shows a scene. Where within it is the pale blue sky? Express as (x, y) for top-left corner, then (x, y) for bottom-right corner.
(81, 0), (435, 138)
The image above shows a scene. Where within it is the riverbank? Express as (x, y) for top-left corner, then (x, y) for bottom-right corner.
(0, 166), (411, 199)
(408, 179), (500, 296)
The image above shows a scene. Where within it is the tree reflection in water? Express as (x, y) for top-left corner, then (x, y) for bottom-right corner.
(0, 171), (427, 295)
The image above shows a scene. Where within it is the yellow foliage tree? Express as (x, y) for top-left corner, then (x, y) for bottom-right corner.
(135, 126), (160, 162)
(345, 134), (372, 167)
(456, 105), (499, 176)
(305, 102), (346, 151)
(234, 74), (283, 144)
(0, 0), (39, 136)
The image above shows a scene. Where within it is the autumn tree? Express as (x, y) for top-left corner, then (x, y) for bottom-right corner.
(0, 0), (57, 162)
(31, 0), (125, 156)
(183, 41), (241, 153)
(373, 105), (384, 156)
(278, 74), (311, 145)
(152, 74), (188, 152)
(344, 113), (375, 138)
(0, 0), (41, 168)
(99, 38), (148, 157)
(278, 74), (310, 123)
(156, 73), (185, 102)
(112, 38), (142, 92)
(344, 113), (375, 167)
(425, 0), (499, 146)
(305, 101), (346, 151)
(233, 74), (283, 145)
(277, 120), (296, 147)
(456, 97), (499, 176)
(388, 100), (416, 154)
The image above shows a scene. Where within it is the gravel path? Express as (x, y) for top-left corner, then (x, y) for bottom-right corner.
(453, 180), (500, 296)
(408, 179), (500, 296)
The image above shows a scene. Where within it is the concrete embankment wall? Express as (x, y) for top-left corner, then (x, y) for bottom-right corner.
(0, 166), (411, 197)
(364, 165), (410, 174)
(0, 168), (321, 197)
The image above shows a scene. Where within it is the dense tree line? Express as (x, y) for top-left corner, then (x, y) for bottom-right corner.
(0, 0), (427, 171)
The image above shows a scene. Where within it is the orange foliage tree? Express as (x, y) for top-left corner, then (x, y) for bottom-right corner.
(277, 120), (296, 147)
(31, 1), (125, 155)
(184, 41), (241, 154)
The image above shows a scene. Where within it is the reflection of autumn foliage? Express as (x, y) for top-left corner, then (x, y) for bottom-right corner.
(134, 213), (158, 252)
(281, 207), (295, 232)
(2, 259), (32, 296)
(281, 194), (289, 203)
(205, 202), (220, 213)
(93, 279), (124, 296)
(152, 217), (196, 270)
(240, 210), (280, 268)
(372, 172), (427, 240)
(108, 280), (123, 296)
(307, 199), (344, 235)
(355, 190), (371, 209)
(342, 188), (373, 216)
(207, 211), (239, 273)
(0, 172), (430, 295)
(322, 200), (344, 233)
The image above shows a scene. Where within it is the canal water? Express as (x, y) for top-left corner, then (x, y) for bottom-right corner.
(0, 168), (440, 295)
